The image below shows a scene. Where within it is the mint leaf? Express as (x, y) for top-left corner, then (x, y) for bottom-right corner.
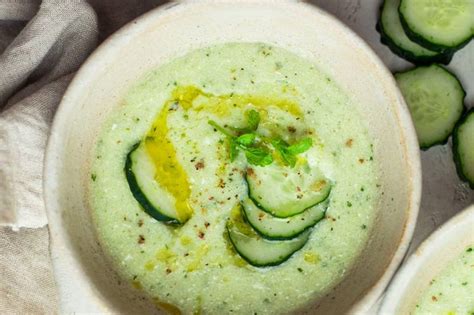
(271, 138), (288, 150)
(229, 138), (239, 161)
(271, 138), (294, 166)
(283, 152), (297, 167)
(244, 147), (273, 166)
(208, 116), (309, 168)
(246, 110), (260, 131)
(287, 138), (312, 155)
(230, 110), (260, 134)
(279, 150), (296, 167)
(208, 120), (233, 137)
(236, 133), (256, 146)
(272, 137), (311, 167)
(209, 120), (240, 161)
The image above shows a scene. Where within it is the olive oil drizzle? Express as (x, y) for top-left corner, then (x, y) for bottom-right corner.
(144, 85), (303, 223)
(145, 98), (193, 223)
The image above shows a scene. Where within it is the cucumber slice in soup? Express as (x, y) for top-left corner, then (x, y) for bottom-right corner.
(395, 65), (465, 149)
(246, 163), (331, 218)
(242, 197), (328, 240)
(453, 109), (474, 189)
(227, 211), (311, 267)
(399, 0), (474, 52)
(125, 143), (182, 224)
(377, 0), (452, 64)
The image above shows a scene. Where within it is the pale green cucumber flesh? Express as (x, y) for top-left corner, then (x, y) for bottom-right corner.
(377, 0), (453, 64)
(399, 0), (474, 52)
(395, 64), (465, 149)
(246, 163), (331, 218)
(125, 142), (182, 224)
(453, 109), (474, 188)
(241, 197), (328, 240)
(227, 217), (311, 267)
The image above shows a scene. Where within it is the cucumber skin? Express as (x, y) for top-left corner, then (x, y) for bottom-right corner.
(398, 3), (473, 53)
(242, 198), (327, 241)
(245, 188), (331, 219)
(452, 108), (474, 189)
(245, 173), (331, 219)
(394, 66), (466, 150)
(376, 19), (453, 65)
(124, 142), (180, 225)
(226, 225), (309, 267)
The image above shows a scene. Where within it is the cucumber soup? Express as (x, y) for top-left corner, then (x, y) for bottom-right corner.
(412, 245), (474, 315)
(90, 43), (381, 314)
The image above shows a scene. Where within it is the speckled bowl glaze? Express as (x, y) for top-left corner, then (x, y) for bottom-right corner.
(379, 204), (474, 314)
(43, 0), (421, 313)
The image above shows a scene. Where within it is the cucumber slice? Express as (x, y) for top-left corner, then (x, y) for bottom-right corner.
(453, 109), (474, 189)
(242, 197), (328, 240)
(377, 0), (453, 65)
(125, 143), (181, 224)
(395, 65), (466, 149)
(227, 211), (311, 267)
(399, 0), (474, 52)
(246, 163), (331, 218)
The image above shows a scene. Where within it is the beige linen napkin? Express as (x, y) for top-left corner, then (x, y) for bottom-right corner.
(0, 0), (165, 313)
(0, 1), (97, 313)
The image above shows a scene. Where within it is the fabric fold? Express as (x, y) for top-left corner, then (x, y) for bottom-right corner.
(0, 1), (98, 313)
(0, 0), (98, 227)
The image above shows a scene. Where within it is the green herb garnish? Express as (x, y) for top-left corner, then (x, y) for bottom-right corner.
(230, 109), (261, 134)
(208, 109), (312, 167)
(209, 111), (272, 166)
(229, 138), (239, 161)
(272, 138), (297, 167)
(272, 137), (312, 167)
(244, 147), (273, 166)
(236, 133), (256, 146)
(287, 137), (312, 155)
(246, 109), (260, 131)
(208, 120), (233, 137)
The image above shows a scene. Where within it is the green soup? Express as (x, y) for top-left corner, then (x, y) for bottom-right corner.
(90, 43), (380, 314)
(413, 245), (474, 315)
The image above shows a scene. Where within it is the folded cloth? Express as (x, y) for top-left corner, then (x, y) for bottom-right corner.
(0, 0), (98, 312)
(0, 0), (98, 226)
(0, 0), (169, 311)
(0, 226), (59, 314)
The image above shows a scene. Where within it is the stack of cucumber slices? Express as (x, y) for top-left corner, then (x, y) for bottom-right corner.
(227, 163), (331, 267)
(378, 0), (473, 64)
(125, 138), (332, 267)
(377, 0), (474, 188)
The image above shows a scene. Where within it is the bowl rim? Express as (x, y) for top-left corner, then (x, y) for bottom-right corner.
(43, 0), (422, 313)
(379, 204), (474, 314)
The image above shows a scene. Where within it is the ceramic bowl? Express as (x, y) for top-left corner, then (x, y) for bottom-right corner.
(379, 204), (474, 314)
(43, 0), (421, 313)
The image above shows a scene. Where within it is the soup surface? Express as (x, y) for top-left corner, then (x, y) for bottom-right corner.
(90, 43), (380, 314)
(412, 245), (474, 315)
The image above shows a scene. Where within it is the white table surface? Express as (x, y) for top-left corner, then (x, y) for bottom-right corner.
(309, 0), (474, 255)
(308, 0), (474, 312)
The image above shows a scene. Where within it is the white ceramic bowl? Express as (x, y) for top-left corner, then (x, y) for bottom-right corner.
(379, 204), (474, 314)
(43, 1), (421, 313)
